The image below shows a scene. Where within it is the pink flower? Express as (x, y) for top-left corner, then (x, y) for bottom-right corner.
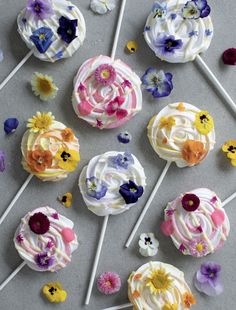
(97, 272), (121, 295)
(95, 64), (116, 86)
(188, 238), (208, 257)
(106, 96), (128, 120)
(121, 79), (132, 88)
(77, 100), (93, 116)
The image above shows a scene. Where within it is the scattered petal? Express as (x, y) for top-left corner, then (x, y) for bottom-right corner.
(160, 220), (174, 236)
(222, 48), (236, 65)
(31, 72), (58, 101)
(42, 282), (67, 303)
(58, 192), (73, 208)
(97, 272), (121, 295)
(117, 131), (132, 144)
(138, 233), (159, 257)
(4, 118), (19, 134)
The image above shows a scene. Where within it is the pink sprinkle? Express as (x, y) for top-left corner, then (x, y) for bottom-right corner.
(179, 243), (186, 252)
(166, 209), (175, 217)
(196, 225), (203, 233)
(16, 234), (23, 243)
(51, 213), (59, 220)
(61, 227), (75, 243)
(46, 241), (54, 249)
(78, 83), (86, 91)
(211, 209), (225, 227)
(210, 196), (218, 203)
(97, 272), (121, 295)
(96, 119), (103, 128)
(121, 79), (132, 88)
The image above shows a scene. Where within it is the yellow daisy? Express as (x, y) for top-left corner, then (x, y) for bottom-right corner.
(27, 111), (55, 133)
(55, 148), (80, 172)
(31, 72), (58, 101)
(194, 110), (214, 135)
(159, 116), (176, 131)
(146, 268), (173, 295)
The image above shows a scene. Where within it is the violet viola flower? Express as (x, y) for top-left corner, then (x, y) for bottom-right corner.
(182, 0), (211, 19)
(194, 261), (223, 296)
(35, 252), (54, 269)
(30, 27), (53, 53)
(141, 68), (173, 98)
(4, 118), (19, 134)
(119, 180), (144, 204)
(86, 176), (107, 200)
(0, 150), (6, 172)
(154, 34), (183, 55)
(57, 16), (77, 44)
(27, 0), (54, 20)
(108, 152), (134, 170)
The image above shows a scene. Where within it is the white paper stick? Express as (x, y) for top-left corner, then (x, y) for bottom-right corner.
(103, 303), (133, 310)
(0, 174), (34, 226)
(0, 50), (33, 91)
(195, 55), (236, 114)
(222, 191), (236, 207)
(0, 261), (26, 291)
(125, 161), (172, 248)
(110, 0), (127, 61)
(85, 215), (109, 305)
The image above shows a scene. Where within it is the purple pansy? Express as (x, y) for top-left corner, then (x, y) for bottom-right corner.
(182, 0), (211, 19)
(57, 16), (77, 44)
(109, 152), (134, 170)
(86, 176), (107, 200)
(194, 262), (223, 296)
(0, 150), (6, 172)
(141, 68), (173, 98)
(119, 180), (144, 204)
(30, 27), (53, 53)
(27, 0), (54, 20)
(35, 252), (54, 269)
(182, 193), (200, 212)
(4, 118), (19, 134)
(154, 34), (183, 55)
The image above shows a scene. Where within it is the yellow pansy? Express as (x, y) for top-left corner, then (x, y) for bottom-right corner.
(55, 148), (80, 172)
(222, 140), (236, 166)
(42, 282), (67, 303)
(146, 268), (173, 294)
(162, 302), (178, 310)
(194, 110), (214, 135)
(31, 72), (58, 101)
(159, 116), (176, 131)
(126, 40), (138, 53)
(27, 111), (55, 133)
(58, 192), (73, 208)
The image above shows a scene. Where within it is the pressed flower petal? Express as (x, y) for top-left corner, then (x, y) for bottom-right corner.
(4, 118), (19, 134)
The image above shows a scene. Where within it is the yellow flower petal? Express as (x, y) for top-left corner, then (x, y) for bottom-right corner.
(126, 40), (138, 53)
(159, 116), (176, 131)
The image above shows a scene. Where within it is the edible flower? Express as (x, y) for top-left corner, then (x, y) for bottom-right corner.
(97, 272), (121, 295)
(27, 112), (55, 133)
(30, 27), (53, 53)
(55, 148), (80, 172)
(138, 233), (159, 257)
(86, 176), (108, 200)
(194, 110), (214, 135)
(119, 180), (144, 204)
(42, 282), (67, 303)
(222, 140), (236, 166)
(31, 72), (58, 101)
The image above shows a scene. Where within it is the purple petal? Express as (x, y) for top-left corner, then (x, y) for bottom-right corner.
(196, 270), (208, 283)
(200, 4), (211, 17)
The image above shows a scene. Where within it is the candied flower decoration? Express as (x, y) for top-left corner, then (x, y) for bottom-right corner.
(194, 110), (214, 135)
(188, 237), (208, 257)
(182, 193), (200, 212)
(31, 72), (58, 101)
(95, 64), (116, 86)
(90, 0), (116, 15)
(58, 192), (72, 208)
(0, 150), (6, 172)
(27, 150), (53, 172)
(222, 140), (236, 166)
(182, 0), (210, 19)
(4, 118), (19, 134)
(126, 41), (138, 53)
(86, 176), (108, 200)
(106, 96), (128, 120)
(109, 152), (134, 170)
(35, 252), (54, 269)
(117, 131), (132, 144)
(42, 282), (67, 303)
(154, 34), (183, 55)
(29, 212), (50, 234)
(55, 148), (80, 172)
(152, 1), (167, 19)
(141, 68), (173, 98)
(27, 0), (54, 21)
(30, 27), (53, 53)
(61, 128), (74, 142)
(138, 233), (159, 257)
(194, 261), (223, 296)
(119, 180), (144, 204)
(222, 48), (236, 65)
(182, 140), (207, 165)
(57, 16), (77, 44)
(97, 272), (121, 295)
(27, 112), (55, 133)
(182, 292), (196, 308)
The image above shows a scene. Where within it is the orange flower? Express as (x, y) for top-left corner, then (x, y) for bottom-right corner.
(182, 140), (206, 165)
(61, 128), (74, 142)
(133, 273), (142, 281)
(177, 102), (185, 111)
(132, 290), (140, 298)
(182, 292), (196, 308)
(27, 150), (53, 172)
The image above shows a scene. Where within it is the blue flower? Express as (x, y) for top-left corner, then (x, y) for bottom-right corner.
(109, 152), (134, 169)
(0, 150), (6, 172)
(141, 68), (173, 98)
(182, 0), (210, 19)
(117, 131), (132, 144)
(86, 176), (107, 200)
(189, 30), (198, 37)
(170, 13), (177, 20)
(57, 16), (77, 44)
(119, 180), (144, 204)
(152, 2), (167, 19)
(4, 118), (19, 134)
(144, 26), (151, 32)
(154, 34), (183, 55)
(205, 29), (212, 36)
(35, 252), (54, 269)
(30, 27), (53, 53)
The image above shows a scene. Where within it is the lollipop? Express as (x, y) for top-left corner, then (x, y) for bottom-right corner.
(143, 0), (236, 113)
(161, 187), (236, 257)
(0, 206), (78, 291)
(104, 261), (196, 310)
(0, 0), (86, 90)
(125, 102), (215, 247)
(79, 151), (146, 304)
(0, 112), (80, 225)
(72, 55), (142, 129)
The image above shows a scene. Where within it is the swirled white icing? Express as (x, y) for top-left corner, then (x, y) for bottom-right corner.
(147, 102), (215, 167)
(21, 120), (80, 181)
(79, 151), (146, 216)
(17, 0), (86, 62)
(128, 261), (193, 310)
(72, 55), (142, 129)
(164, 188), (230, 256)
(14, 206), (78, 272)
(144, 0), (213, 63)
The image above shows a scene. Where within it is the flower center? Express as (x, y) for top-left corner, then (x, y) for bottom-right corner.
(61, 151), (71, 162)
(144, 237), (152, 245)
(166, 40), (173, 49)
(34, 4), (41, 12)
(154, 9), (163, 18)
(101, 69), (110, 79)
(105, 280), (112, 287)
(200, 114), (209, 123)
(130, 187), (137, 193)
(89, 182), (97, 191)
(39, 33), (45, 40)
(35, 118), (51, 129)
(37, 156), (44, 164)
(190, 8), (198, 15)
(196, 243), (203, 252)
(188, 200), (194, 206)
(48, 287), (57, 295)
(67, 28), (73, 35)
(228, 145), (236, 153)
(38, 78), (52, 94)
(151, 275), (167, 290)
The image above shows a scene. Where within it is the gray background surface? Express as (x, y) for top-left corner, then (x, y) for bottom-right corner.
(0, 0), (236, 309)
